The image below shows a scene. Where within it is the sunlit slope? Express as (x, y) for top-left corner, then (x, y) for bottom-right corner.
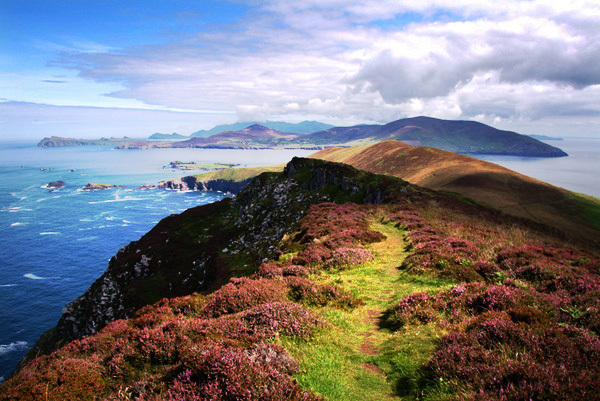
(311, 140), (600, 244)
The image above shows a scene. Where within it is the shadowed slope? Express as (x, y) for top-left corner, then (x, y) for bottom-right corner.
(303, 116), (567, 157)
(311, 140), (600, 245)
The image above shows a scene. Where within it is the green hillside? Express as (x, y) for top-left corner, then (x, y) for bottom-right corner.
(3, 158), (598, 400)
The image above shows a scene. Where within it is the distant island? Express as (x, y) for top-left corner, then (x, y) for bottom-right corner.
(189, 120), (335, 137)
(148, 132), (187, 140)
(37, 136), (133, 147)
(527, 134), (564, 141)
(37, 116), (568, 157)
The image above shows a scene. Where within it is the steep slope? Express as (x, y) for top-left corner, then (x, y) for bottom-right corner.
(303, 116), (567, 157)
(312, 140), (600, 246)
(12, 158), (418, 371)
(3, 157), (599, 400)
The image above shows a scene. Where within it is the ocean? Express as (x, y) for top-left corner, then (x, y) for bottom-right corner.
(0, 138), (598, 381)
(0, 143), (313, 381)
(466, 138), (600, 198)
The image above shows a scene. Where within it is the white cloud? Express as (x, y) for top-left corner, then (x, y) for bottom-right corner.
(7, 0), (600, 136)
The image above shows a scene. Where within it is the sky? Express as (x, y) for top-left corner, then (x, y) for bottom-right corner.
(1, 0), (600, 139)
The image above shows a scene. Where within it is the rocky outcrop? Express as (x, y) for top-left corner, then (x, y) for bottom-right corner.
(47, 180), (65, 188)
(82, 183), (125, 191)
(159, 175), (254, 194)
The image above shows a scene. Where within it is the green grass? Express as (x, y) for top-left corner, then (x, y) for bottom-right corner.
(567, 192), (600, 231)
(191, 165), (285, 183)
(282, 222), (456, 400)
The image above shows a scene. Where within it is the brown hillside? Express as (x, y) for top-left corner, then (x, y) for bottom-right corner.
(311, 140), (600, 245)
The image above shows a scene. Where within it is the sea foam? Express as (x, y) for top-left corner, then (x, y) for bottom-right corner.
(23, 273), (46, 280)
(0, 341), (28, 356)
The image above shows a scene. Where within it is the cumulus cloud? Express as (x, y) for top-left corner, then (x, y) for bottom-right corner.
(40, 0), (600, 129)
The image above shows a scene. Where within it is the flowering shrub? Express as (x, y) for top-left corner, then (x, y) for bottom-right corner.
(385, 209), (425, 230)
(285, 276), (362, 309)
(0, 356), (106, 401)
(167, 343), (322, 401)
(473, 260), (500, 280)
(240, 302), (324, 339)
(256, 262), (313, 278)
(201, 277), (287, 318)
(401, 237), (482, 281)
(293, 243), (332, 266)
(324, 247), (374, 270)
(382, 292), (439, 330)
(294, 203), (373, 243)
(425, 313), (600, 400)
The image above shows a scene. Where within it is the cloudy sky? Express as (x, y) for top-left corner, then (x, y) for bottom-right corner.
(2, 0), (600, 139)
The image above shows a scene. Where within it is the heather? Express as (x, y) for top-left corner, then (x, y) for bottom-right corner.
(0, 291), (326, 400)
(382, 205), (600, 400)
(2, 157), (599, 400)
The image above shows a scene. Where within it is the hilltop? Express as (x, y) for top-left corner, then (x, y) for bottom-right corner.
(39, 117), (567, 158)
(190, 120), (335, 137)
(3, 156), (599, 400)
(300, 116), (567, 157)
(311, 140), (600, 245)
(148, 132), (187, 140)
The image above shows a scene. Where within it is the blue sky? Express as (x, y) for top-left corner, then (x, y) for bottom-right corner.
(2, 0), (600, 139)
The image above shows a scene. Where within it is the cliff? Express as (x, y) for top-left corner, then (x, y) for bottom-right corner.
(4, 157), (599, 400)
(158, 165), (285, 193)
(14, 158), (414, 370)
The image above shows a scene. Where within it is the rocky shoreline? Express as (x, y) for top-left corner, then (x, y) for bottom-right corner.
(158, 176), (252, 194)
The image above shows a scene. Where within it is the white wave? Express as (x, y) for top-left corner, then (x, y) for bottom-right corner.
(79, 218), (93, 222)
(122, 220), (133, 224)
(77, 236), (99, 241)
(10, 222), (24, 226)
(39, 232), (60, 235)
(88, 193), (143, 205)
(36, 197), (47, 203)
(0, 284), (17, 287)
(0, 341), (28, 356)
(105, 216), (115, 221)
(8, 207), (33, 213)
(24, 273), (46, 280)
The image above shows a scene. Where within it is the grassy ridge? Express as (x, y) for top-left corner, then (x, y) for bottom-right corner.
(190, 164), (284, 183)
(311, 140), (600, 248)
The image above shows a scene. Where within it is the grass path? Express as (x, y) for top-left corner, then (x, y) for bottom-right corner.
(282, 221), (452, 400)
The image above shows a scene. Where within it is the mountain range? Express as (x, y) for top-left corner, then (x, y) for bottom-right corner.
(105, 116), (566, 157)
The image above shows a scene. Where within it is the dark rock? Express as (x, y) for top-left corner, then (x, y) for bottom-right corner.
(47, 180), (65, 188)
(82, 183), (125, 191)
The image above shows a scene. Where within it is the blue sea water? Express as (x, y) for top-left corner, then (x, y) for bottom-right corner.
(0, 142), (314, 381)
(467, 138), (600, 198)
